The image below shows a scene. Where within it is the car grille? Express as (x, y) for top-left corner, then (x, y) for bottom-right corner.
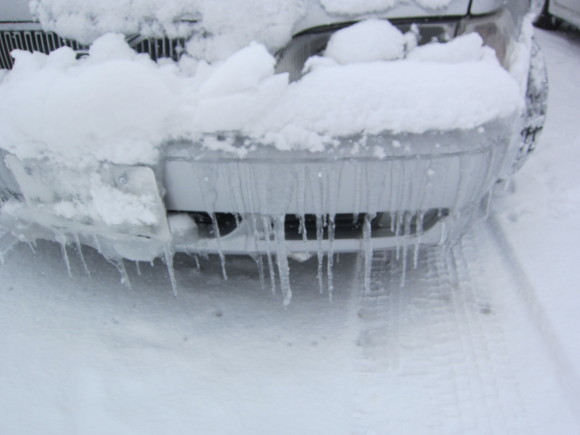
(0, 30), (87, 69)
(0, 30), (185, 69)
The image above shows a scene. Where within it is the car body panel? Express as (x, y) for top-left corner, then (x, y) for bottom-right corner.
(0, 1), (543, 260)
(550, 0), (580, 28)
(0, 0), (32, 22)
(294, 0), (471, 34)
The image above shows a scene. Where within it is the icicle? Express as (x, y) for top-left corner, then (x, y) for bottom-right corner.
(73, 234), (90, 276)
(249, 214), (262, 255)
(135, 261), (142, 276)
(400, 212), (412, 288)
(394, 159), (407, 260)
(164, 248), (177, 296)
(113, 258), (132, 289)
(262, 216), (277, 294)
(193, 254), (201, 270)
(395, 212), (403, 260)
(439, 220), (448, 244)
(413, 211), (425, 269)
(26, 241), (36, 254)
(453, 154), (468, 217)
(210, 212), (228, 281)
(92, 234), (101, 253)
(299, 214), (308, 244)
(353, 163), (363, 223)
(295, 167), (308, 245)
(273, 216), (292, 305)
(326, 214), (336, 301)
(316, 214), (324, 294)
(362, 213), (373, 295)
(254, 255), (266, 290)
(56, 235), (72, 277)
(390, 211), (396, 234)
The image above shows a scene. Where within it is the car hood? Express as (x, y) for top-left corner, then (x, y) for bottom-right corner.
(5, 0), (471, 28)
(3, 0), (471, 62)
(297, 0), (471, 33)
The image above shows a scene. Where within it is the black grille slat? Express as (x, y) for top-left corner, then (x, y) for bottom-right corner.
(23, 32), (34, 52)
(0, 30), (186, 69)
(0, 34), (11, 67)
(47, 32), (58, 51)
(34, 31), (47, 53)
(0, 30), (88, 69)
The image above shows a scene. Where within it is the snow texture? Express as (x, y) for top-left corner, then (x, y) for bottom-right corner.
(0, 35), (176, 167)
(324, 19), (406, 63)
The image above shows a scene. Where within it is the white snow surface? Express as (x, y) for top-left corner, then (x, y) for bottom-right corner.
(0, 28), (522, 165)
(408, 32), (493, 63)
(324, 19), (406, 63)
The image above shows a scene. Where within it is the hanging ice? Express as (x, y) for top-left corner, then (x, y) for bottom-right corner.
(0, 13), (531, 303)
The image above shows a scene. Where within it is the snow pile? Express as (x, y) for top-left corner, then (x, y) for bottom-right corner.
(320, 0), (453, 15)
(253, 27), (521, 150)
(324, 19), (406, 63)
(253, 59), (521, 150)
(0, 22), (523, 165)
(30, 0), (306, 62)
(188, 44), (288, 132)
(0, 34), (178, 166)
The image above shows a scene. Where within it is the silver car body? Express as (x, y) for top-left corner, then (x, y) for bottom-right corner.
(0, 0), (544, 262)
(547, 0), (580, 28)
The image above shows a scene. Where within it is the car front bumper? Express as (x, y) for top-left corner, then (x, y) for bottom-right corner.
(0, 115), (519, 260)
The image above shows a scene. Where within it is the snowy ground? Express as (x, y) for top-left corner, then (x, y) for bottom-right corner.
(1, 28), (579, 435)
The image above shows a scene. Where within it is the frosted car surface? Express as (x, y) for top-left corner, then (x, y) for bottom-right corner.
(0, 0), (547, 300)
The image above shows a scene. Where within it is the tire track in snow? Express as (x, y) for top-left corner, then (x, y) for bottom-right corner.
(351, 226), (538, 434)
(486, 215), (580, 427)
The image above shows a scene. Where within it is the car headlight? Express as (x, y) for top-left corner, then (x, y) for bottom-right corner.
(469, 0), (505, 15)
(274, 25), (342, 82)
(460, 1), (531, 67)
(275, 20), (457, 82)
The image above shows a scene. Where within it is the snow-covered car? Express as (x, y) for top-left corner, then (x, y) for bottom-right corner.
(0, 0), (546, 296)
(535, 0), (580, 29)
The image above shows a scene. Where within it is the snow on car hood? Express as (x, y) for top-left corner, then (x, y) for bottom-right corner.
(28, 0), (471, 61)
(0, 20), (523, 168)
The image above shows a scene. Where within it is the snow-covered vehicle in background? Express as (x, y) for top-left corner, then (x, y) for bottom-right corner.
(0, 0), (546, 299)
(534, 0), (580, 30)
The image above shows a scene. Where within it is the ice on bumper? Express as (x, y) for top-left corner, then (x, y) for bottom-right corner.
(1, 158), (170, 262)
(0, 22), (526, 299)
